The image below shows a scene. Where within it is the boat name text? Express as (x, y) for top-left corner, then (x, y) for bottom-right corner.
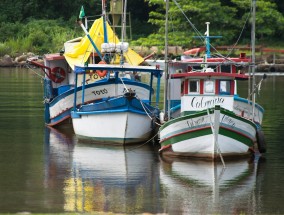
(221, 115), (235, 128)
(191, 96), (225, 108)
(92, 88), (108, 96)
(186, 116), (210, 128)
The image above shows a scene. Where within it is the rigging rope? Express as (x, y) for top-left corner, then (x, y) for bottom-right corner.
(172, 0), (251, 67)
(137, 97), (161, 126)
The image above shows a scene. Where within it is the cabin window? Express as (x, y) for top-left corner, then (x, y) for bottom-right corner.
(204, 80), (215, 94)
(220, 65), (231, 73)
(219, 80), (231, 94)
(188, 80), (199, 93)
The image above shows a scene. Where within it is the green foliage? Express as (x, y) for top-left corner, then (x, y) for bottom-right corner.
(0, 0), (284, 57)
(0, 43), (11, 56)
(133, 0), (284, 49)
(0, 19), (81, 55)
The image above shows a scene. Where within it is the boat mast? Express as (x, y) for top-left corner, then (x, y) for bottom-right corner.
(163, 0), (170, 121)
(251, 0), (256, 121)
(102, 0), (108, 44)
(121, 0), (127, 43)
(119, 0), (127, 65)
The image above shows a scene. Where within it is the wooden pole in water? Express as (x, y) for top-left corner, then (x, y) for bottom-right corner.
(163, 0), (169, 121)
(251, 0), (256, 121)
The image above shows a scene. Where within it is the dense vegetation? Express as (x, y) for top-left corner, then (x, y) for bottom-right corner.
(134, 0), (284, 48)
(0, 0), (283, 57)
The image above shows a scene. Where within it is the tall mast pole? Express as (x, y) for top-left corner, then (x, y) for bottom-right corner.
(163, 0), (169, 121)
(102, 0), (108, 43)
(121, 0), (127, 42)
(251, 0), (256, 121)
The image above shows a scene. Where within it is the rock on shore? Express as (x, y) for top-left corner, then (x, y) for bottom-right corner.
(0, 52), (35, 67)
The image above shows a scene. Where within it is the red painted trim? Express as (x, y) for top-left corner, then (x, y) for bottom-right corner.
(184, 79), (189, 94)
(171, 72), (248, 80)
(160, 144), (172, 151)
(187, 66), (193, 72)
(200, 80), (204, 94)
(215, 80), (219, 94)
(231, 65), (236, 73)
(183, 47), (206, 55)
(231, 80), (235, 95)
(160, 125), (254, 145)
(182, 57), (250, 63)
(221, 126), (254, 142)
(44, 53), (65, 61)
(47, 115), (70, 127)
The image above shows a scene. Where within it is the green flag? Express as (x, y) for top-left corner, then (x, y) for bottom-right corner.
(79, 6), (85, 19)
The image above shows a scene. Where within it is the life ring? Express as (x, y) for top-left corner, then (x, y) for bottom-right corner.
(96, 61), (108, 77)
(49, 67), (66, 83)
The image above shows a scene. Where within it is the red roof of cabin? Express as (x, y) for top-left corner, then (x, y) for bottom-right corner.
(44, 53), (65, 61)
(171, 72), (249, 80)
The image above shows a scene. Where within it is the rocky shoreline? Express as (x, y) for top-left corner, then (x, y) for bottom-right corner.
(0, 52), (35, 67)
(2, 49), (284, 72)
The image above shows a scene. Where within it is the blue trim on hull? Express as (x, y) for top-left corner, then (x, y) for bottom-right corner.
(49, 78), (153, 108)
(234, 95), (264, 113)
(72, 96), (160, 118)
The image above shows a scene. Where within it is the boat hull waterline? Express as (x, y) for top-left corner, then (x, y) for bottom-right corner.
(72, 95), (158, 145)
(159, 106), (257, 159)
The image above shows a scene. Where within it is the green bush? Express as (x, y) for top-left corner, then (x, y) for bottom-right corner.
(0, 19), (81, 56)
(0, 43), (11, 56)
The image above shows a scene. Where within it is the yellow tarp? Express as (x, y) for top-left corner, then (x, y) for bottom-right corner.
(64, 17), (144, 69)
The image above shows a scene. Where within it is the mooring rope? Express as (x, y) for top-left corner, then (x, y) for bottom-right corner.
(127, 131), (160, 151)
(137, 97), (161, 127)
(119, 76), (130, 93)
(25, 63), (45, 79)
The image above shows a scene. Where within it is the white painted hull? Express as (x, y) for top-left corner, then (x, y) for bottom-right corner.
(233, 96), (264, 124)
(48, 82), (151, 126)
(170, 134), (252, 158)
(72, 112), (155, 145)
(159, 107), (257, 159)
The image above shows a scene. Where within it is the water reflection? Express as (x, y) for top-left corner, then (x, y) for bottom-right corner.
(159, 156), (263, 214)
(44, 127), (161, 214)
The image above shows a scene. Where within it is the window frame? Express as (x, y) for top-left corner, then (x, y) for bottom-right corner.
(188, 79), (200, 94)
(219, 80), (231, 95)
(204, 79), (215, 94)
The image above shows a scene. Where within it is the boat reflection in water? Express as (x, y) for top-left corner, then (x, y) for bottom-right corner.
(44, 126), (160, 214)
(159, 155), (263, 214)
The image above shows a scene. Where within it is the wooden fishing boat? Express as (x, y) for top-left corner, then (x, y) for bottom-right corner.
(71, 64), (162, 144)
(27, 2), (145, 127)
(159, 7), (266, 159)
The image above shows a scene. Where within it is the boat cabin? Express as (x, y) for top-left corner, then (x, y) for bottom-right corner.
(170, 57), (250, 115)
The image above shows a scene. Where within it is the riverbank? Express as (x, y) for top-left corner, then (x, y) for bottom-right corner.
(2, 46), (284, 71)
(0, 53), (35, 67)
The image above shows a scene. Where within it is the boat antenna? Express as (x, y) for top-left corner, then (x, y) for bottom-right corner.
(163, 0), (170, 122)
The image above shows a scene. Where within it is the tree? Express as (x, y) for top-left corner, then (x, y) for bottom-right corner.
(133, 0), (284, 48)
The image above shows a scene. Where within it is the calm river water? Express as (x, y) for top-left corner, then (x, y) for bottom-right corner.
(0, 67), (284, 214)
